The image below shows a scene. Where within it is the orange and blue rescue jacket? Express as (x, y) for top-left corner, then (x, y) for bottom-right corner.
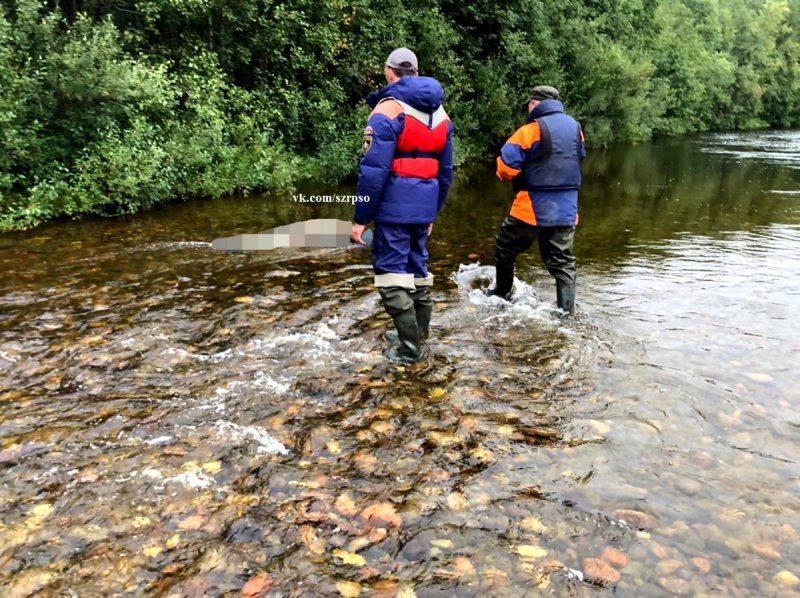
(354, 77), (454, 225)
(497, 99), (586, 227)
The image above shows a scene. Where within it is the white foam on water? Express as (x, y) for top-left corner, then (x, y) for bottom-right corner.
(200, 380), (245, 412)
(251, 371), (292, 394)
(0, 351), (18, 363)
(452, 262), (487, 286)
(565, 568), (584, 582)
(168, 470), (214, 489)
(337, 264), (373, 272)
(34, 466), (59, 482)
(141, 468), (164, 480)
(453, 263), (559, 324)
(191, 348), (234, 364)
(215, 381), (243, 396)
(146, 436), (173, 446)
(264, 270), (301, 278)
(187, 316), (367, 373)
(137, 465), (213, 491)
(215, 421), (289, 456)
(198, 371), (294, 413)
(251, 321), (338, 361)
(337, 343), (370, 361)
(160, 347), (192, 358)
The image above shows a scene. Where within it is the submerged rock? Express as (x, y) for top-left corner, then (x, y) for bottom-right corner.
(774, 570), (799, 588)
(690, 556), (711, 574)
(600, 547), (629, 569)
(613, 509), (654, 530)
(583, 558), (620, 586)
(657, 576), (692, 595)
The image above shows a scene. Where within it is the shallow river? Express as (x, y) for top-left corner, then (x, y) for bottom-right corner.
(1, 131), (799, 596)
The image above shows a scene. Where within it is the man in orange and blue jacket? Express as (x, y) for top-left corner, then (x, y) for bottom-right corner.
(487, 85), (586, 313)
(351, 48), (454, 362)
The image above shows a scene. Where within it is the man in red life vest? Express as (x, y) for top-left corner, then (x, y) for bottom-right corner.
(351, 48), (454, 363)
(487, 85), (586, 314)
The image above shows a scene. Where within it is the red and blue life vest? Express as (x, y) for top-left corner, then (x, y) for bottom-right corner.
(390, 100), (449, 180)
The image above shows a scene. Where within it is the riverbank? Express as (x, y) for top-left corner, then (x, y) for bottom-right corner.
(3, 0), (799, 234)
(0, 126), (794, 235)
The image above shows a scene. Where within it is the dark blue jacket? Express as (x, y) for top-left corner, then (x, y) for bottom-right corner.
(497, 99), (586, 227)
(354, 77), (454, 225)
(523, 103), (583, 191)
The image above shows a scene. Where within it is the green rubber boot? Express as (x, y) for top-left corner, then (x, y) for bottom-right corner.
(379, 287), (422, 363)
(556, 279), (576, 314)
(384, 286), (433, 344)
(411, 286), (433, 339)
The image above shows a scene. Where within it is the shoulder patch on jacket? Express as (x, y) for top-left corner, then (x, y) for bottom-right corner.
(362, 125), (374, 155)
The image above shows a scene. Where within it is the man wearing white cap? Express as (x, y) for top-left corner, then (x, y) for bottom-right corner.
(351, 48), (454, 363)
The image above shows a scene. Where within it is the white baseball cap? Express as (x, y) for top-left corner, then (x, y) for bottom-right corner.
(386, 47), (418, 72)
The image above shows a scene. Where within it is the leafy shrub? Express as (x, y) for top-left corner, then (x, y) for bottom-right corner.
(1, 0), (799, 231)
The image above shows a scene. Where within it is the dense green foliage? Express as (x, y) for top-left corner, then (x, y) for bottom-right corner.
(1, 0), (799, 230)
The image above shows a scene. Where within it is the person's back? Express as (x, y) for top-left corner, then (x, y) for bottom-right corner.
(488, 85), (586, 313)
(357, 75), (451, 226)
(351, 48), (454, 363)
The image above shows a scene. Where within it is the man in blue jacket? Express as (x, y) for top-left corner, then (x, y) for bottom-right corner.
(487, 85), (586, 314)
(351, 48), (454, 363)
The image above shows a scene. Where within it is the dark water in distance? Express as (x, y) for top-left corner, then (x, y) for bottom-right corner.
(1, 130), (799, 596)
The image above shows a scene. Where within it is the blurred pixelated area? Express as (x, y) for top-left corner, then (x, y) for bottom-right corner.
(211, 219), (371, 251)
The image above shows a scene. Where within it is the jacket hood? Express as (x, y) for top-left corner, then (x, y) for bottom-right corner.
(366, 76), (444, 112)
(527, 99), (564, 122)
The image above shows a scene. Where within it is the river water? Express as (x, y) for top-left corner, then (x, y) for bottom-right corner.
(1, 131), (799, 596)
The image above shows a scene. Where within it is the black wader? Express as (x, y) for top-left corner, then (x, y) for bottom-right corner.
(487, 215), (577, 312)
(379, 287), (423, 363)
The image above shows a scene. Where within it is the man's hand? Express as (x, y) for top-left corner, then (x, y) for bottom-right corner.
(427, 223), (433, 235)
(351, 223), (367, 245)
